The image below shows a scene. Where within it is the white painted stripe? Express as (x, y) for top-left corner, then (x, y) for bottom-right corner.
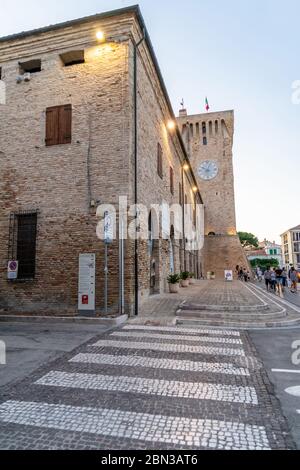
(124, 325), (241, 337)
(91, 340), (245, 357)
(249, 283), (300, 314)
(272, 369), (300, 374)
(70, 353), (250, 376)
(0, 401), (270, 450)
(111, 331), (242, 345)
(36, 371), (257, 404)
(285, 386), (300, 397)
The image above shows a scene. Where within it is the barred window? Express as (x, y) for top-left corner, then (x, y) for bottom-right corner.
(8, 211), (38, 280)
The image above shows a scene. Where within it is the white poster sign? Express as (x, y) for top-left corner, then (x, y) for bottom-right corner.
(78, 254), (96, 312)
(225, 270), (233, 282)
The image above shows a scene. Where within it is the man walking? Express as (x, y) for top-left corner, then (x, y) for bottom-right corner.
(264, 267), (271, 292)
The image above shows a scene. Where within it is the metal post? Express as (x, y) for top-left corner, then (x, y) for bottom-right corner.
(104, 243), (108, 315)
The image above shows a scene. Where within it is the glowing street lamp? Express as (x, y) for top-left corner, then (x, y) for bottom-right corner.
(167, 120), (176, 131)
(96, 31), (105, 42)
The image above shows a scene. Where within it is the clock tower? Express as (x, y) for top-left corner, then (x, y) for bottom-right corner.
(177, 109), (249, 278)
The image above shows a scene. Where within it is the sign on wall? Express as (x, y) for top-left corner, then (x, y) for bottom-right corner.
(7, 260), (18, 280)
(225, 270), (233, 282)
(78, 254), (96, 312)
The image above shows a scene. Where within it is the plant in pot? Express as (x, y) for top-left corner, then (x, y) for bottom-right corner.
(167, 273), (180, 293)
(189, 273), (196, 285)
(210, 271), (216, 280)
(180, 271), (190, 288)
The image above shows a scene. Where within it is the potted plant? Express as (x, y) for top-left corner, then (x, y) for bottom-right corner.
(167, 273), (180, 293)
(180, 271), (190, 288)
(210, 271), (216, 280)
(189, 273), (196, 285)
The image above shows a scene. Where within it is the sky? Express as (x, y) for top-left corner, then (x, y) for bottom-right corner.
(1, 0), (299, 243)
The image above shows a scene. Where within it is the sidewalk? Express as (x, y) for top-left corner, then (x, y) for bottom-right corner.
(134, 281), (270, 326)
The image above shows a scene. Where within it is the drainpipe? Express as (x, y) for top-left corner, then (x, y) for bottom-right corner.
(181, 166), (186, 271)
(133, 30), (146, 316)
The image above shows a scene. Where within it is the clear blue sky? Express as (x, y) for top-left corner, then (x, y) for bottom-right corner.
(1, 0), (300, 243)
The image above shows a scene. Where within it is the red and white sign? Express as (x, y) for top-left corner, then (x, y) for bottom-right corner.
(7, 260), (18, 280)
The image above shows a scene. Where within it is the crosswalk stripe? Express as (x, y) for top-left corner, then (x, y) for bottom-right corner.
(0, 401), (270, 449)
(111, 331), (242, 345)
(91, 340), (245, 357)
(35, 371), (257, 404)
(70, 353), (250, 376)
(124, 325), (240, 337)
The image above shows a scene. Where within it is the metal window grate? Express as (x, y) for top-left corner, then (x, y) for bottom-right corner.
(8, 210), (38, 280)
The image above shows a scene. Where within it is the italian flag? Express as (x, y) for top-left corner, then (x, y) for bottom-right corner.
(205, 97), (210, 112)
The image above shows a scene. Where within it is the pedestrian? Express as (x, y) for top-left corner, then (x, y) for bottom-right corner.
(257, 267), (263, 282)
(270, 268), (277, 292)
(282, 268), (287, 290)
(239, 268), (244, 281)
(264, 267), (271, 292)
(243, 268), (248, 283)
(275, 266), (283, 294)
(290, 268), (298, 294)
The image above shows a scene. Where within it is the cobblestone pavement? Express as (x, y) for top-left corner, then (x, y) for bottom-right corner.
(0, 324), (295, 450)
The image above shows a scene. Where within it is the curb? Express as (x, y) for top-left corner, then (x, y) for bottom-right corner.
(0, 314), (128, 327)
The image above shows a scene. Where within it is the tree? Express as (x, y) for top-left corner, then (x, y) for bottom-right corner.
(238, 232), (259, 249)
(250, 258), (279, 269)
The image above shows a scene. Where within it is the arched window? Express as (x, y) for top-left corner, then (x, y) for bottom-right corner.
(215, 120), (219, 134)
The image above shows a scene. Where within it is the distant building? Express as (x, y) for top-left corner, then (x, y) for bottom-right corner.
(281, 225), (300, 269)
(246, 239), (284, 267)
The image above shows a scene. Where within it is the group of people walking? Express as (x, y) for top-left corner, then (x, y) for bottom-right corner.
(262, 267), (299, 294)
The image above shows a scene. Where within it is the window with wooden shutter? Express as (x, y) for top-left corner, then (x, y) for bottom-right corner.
(170, 166), (174, 195)
(45, 104), (72, 146)
(157, 143), (163, 179)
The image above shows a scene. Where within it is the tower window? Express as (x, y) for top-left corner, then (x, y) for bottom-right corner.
(60, 50), (85, 67)
(202, 122), (206, 135)
(215, 120), (219, 134)
(209, 121), (213, 136)
(203, 136), (207, 145)
(19, 59), (41, 74)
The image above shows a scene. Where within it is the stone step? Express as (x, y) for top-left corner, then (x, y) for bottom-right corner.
(176, 308), (287, 322)
(175, 315), (300, 329)
(180, 302), (269, 312)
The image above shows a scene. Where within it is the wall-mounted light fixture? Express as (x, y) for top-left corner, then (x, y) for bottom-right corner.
(167, 120), (176, 131)
(96, 31), (105, 42)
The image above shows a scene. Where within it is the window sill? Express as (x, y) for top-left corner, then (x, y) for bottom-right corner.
(7, 278), (36, 283)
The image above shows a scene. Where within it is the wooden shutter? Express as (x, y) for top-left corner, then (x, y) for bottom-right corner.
(45, 104), (72, 146)
(45, 107), (59, 146)
(59, 104), (72, 144)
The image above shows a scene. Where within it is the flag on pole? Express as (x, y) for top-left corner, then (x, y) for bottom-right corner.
(205, 97), (210, 112)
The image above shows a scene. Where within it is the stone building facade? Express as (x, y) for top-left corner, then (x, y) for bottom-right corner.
(0, 6), (203, 316)
(177, 109), (249, 278)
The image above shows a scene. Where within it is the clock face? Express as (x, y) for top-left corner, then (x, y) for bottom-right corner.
(198, 160), (219, 181)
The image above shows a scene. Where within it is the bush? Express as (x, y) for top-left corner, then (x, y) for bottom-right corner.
(167, 274), (180, 284)
(180, 271), (190, 281)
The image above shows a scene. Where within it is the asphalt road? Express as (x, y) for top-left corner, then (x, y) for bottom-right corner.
(250, 327), (300, 449)
(0, 321), (110, 387)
